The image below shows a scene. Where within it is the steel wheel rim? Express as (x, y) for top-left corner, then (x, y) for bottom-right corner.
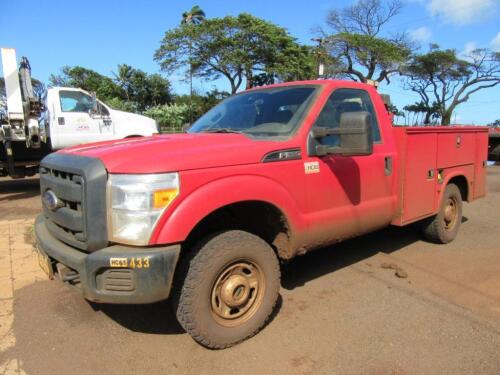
(210, 260), (265, 327)
(443, 197), (458, 230)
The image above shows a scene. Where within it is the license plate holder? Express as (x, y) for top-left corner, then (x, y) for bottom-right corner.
(36, 247), (54, 279)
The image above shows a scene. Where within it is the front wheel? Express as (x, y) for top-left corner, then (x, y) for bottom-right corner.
(422, 183), (463, 244)
(174, 230), (280, 349)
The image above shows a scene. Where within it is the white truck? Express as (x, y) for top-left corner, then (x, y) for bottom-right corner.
(1, 48), (158, 178)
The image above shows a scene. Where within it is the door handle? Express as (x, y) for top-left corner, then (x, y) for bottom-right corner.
(384, 156), (393, 176)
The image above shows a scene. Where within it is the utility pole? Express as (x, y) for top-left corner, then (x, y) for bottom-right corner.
(311, 38), (325, 79)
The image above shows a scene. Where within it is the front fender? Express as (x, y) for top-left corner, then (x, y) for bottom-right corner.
(149, 175), (306, 245)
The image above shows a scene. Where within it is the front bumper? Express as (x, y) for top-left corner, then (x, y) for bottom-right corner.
(35, 215), (181, 304)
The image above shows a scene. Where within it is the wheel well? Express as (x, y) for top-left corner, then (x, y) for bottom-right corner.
(184, 201), (292, 259)
(448, 175), (468, 201)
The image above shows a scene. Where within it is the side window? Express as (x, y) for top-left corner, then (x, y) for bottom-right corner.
(97, 101), (110, 116)
(59, 90), (93, 113)
(313, 88), (381, 146)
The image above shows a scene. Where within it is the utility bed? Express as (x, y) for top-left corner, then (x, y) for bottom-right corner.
(392, 126), (488, 225)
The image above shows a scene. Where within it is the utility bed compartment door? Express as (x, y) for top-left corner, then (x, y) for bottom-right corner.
(437, 133), (475, 168)
(393, 126), (488, 226)
(400, 133), (437, 223)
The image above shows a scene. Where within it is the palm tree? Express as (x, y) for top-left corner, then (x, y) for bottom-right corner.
(181, 5), (206, 122)
(181, 5), (205, 25)
(113, 64), (134, 100)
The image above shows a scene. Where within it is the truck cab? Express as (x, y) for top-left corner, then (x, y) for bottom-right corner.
(35, 80), (488, 349)
(42, 87), (158, 150)
(1, 47), (158, 177)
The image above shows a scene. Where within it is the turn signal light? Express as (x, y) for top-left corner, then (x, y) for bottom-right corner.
(153, 188), (178, 209)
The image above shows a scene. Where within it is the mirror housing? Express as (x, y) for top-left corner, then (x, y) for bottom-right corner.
(182, 123), (192, 133)
(89, 92), (99, 116)
(310, 111), (373, 156)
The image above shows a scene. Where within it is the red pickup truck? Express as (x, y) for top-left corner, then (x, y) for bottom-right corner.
(35, 80), (488, 348)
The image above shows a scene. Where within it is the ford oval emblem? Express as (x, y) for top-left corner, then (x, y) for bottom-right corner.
(43, 190), (61, 211)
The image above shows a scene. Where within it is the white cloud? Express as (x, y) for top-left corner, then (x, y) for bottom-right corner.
(463, 41), (477, 56)
(491, 32), (500, 52)
(409, 26), (432, 43)
(427, 0), (497, 25)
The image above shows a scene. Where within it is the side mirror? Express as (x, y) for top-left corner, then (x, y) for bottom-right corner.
(310, 111), (373, 156)
(182, 123), (191, 133)
(89, 92), (99, 116)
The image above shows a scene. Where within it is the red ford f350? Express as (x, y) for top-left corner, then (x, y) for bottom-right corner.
(35, 80), (488, 348)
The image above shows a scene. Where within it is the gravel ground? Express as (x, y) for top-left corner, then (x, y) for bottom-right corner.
(0, 167), (499, 375)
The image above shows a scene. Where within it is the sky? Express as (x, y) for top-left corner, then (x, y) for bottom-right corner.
(1, 0), (499, 124)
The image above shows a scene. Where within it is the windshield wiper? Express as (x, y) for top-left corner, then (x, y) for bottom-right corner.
(203, 128), (242, 134)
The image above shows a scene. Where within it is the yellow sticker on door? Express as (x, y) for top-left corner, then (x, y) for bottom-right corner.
(304, 161), (320, 174)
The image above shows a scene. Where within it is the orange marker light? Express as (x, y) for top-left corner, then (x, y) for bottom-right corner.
(153, 189), (178, 209)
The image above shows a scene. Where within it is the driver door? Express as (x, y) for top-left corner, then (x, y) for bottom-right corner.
(56, 90), (106, 148)
(305, 88), (396, 244)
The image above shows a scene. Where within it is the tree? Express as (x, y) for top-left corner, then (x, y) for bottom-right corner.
(50, 66), (124, 100)
(488, 119), (500, 127)
(113, 64), (134, 100)
(181, 5), (206, 122)
(327, 0), (402, 37)
(174, 88), (229, 121)
(50, 65), (172, 112)
(155, 13), (315, 94)
(144, 103), (191, 132)
(403, 101), (440, 125)
(321, 0), (412, 84)
(181, 5), (206, 25)
(403, 46), (500, 125)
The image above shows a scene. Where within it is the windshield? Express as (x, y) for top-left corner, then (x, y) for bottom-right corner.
(188, 86), (318, 138)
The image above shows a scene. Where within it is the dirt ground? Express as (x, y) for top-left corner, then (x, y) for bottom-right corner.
(1, 167), (500, 375)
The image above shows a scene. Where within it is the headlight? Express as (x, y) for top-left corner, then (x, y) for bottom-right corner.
(107, 173), (179, 245)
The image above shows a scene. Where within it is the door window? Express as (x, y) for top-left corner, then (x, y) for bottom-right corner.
(313, 88), (381, 146)
(59, 90), (93, 113)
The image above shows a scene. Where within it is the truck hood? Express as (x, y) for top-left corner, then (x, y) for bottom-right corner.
(109, 108), (157, 134)
(60, 133), (285, 173)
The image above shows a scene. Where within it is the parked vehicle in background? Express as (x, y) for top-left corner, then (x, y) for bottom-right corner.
(488, 127), (500, 161)
(1, 48), (158, 178)
(35, 79), (488, 348)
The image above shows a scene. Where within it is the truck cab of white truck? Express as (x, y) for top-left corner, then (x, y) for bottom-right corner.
(1, 47), (159, 177)
(42, 87), (158, 150)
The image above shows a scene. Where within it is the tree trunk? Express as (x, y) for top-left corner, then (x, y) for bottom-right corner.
(441, 111), (452, 126)
(424, 111), (431, 125)
(245, 69), (253, 90)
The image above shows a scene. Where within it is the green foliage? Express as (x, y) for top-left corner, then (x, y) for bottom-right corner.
(489, 119), (500, 127)
(174, 89), (229, 121)
(404, 46), (500, 125)
(145, 88), (229, 133)
(155, 13), (316, 93)
(402, 101), (440, 125)
(321, 0), (410, 83)
(144, 103), (190, 132)
(181, 5), (206, 25)
(50, 65), (172, 112)
(324, 32), (411, 83)
(50, 66), (123, 99)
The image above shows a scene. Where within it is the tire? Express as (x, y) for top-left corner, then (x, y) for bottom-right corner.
(422, 183), (463, 244)
(174, 230), (280, 349)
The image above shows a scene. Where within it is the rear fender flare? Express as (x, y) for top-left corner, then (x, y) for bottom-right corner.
(437, 171), (471, 208)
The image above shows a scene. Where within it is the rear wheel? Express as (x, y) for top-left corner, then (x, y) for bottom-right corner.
(422, 183), (463, 244)
(174, 230), (280, 349)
